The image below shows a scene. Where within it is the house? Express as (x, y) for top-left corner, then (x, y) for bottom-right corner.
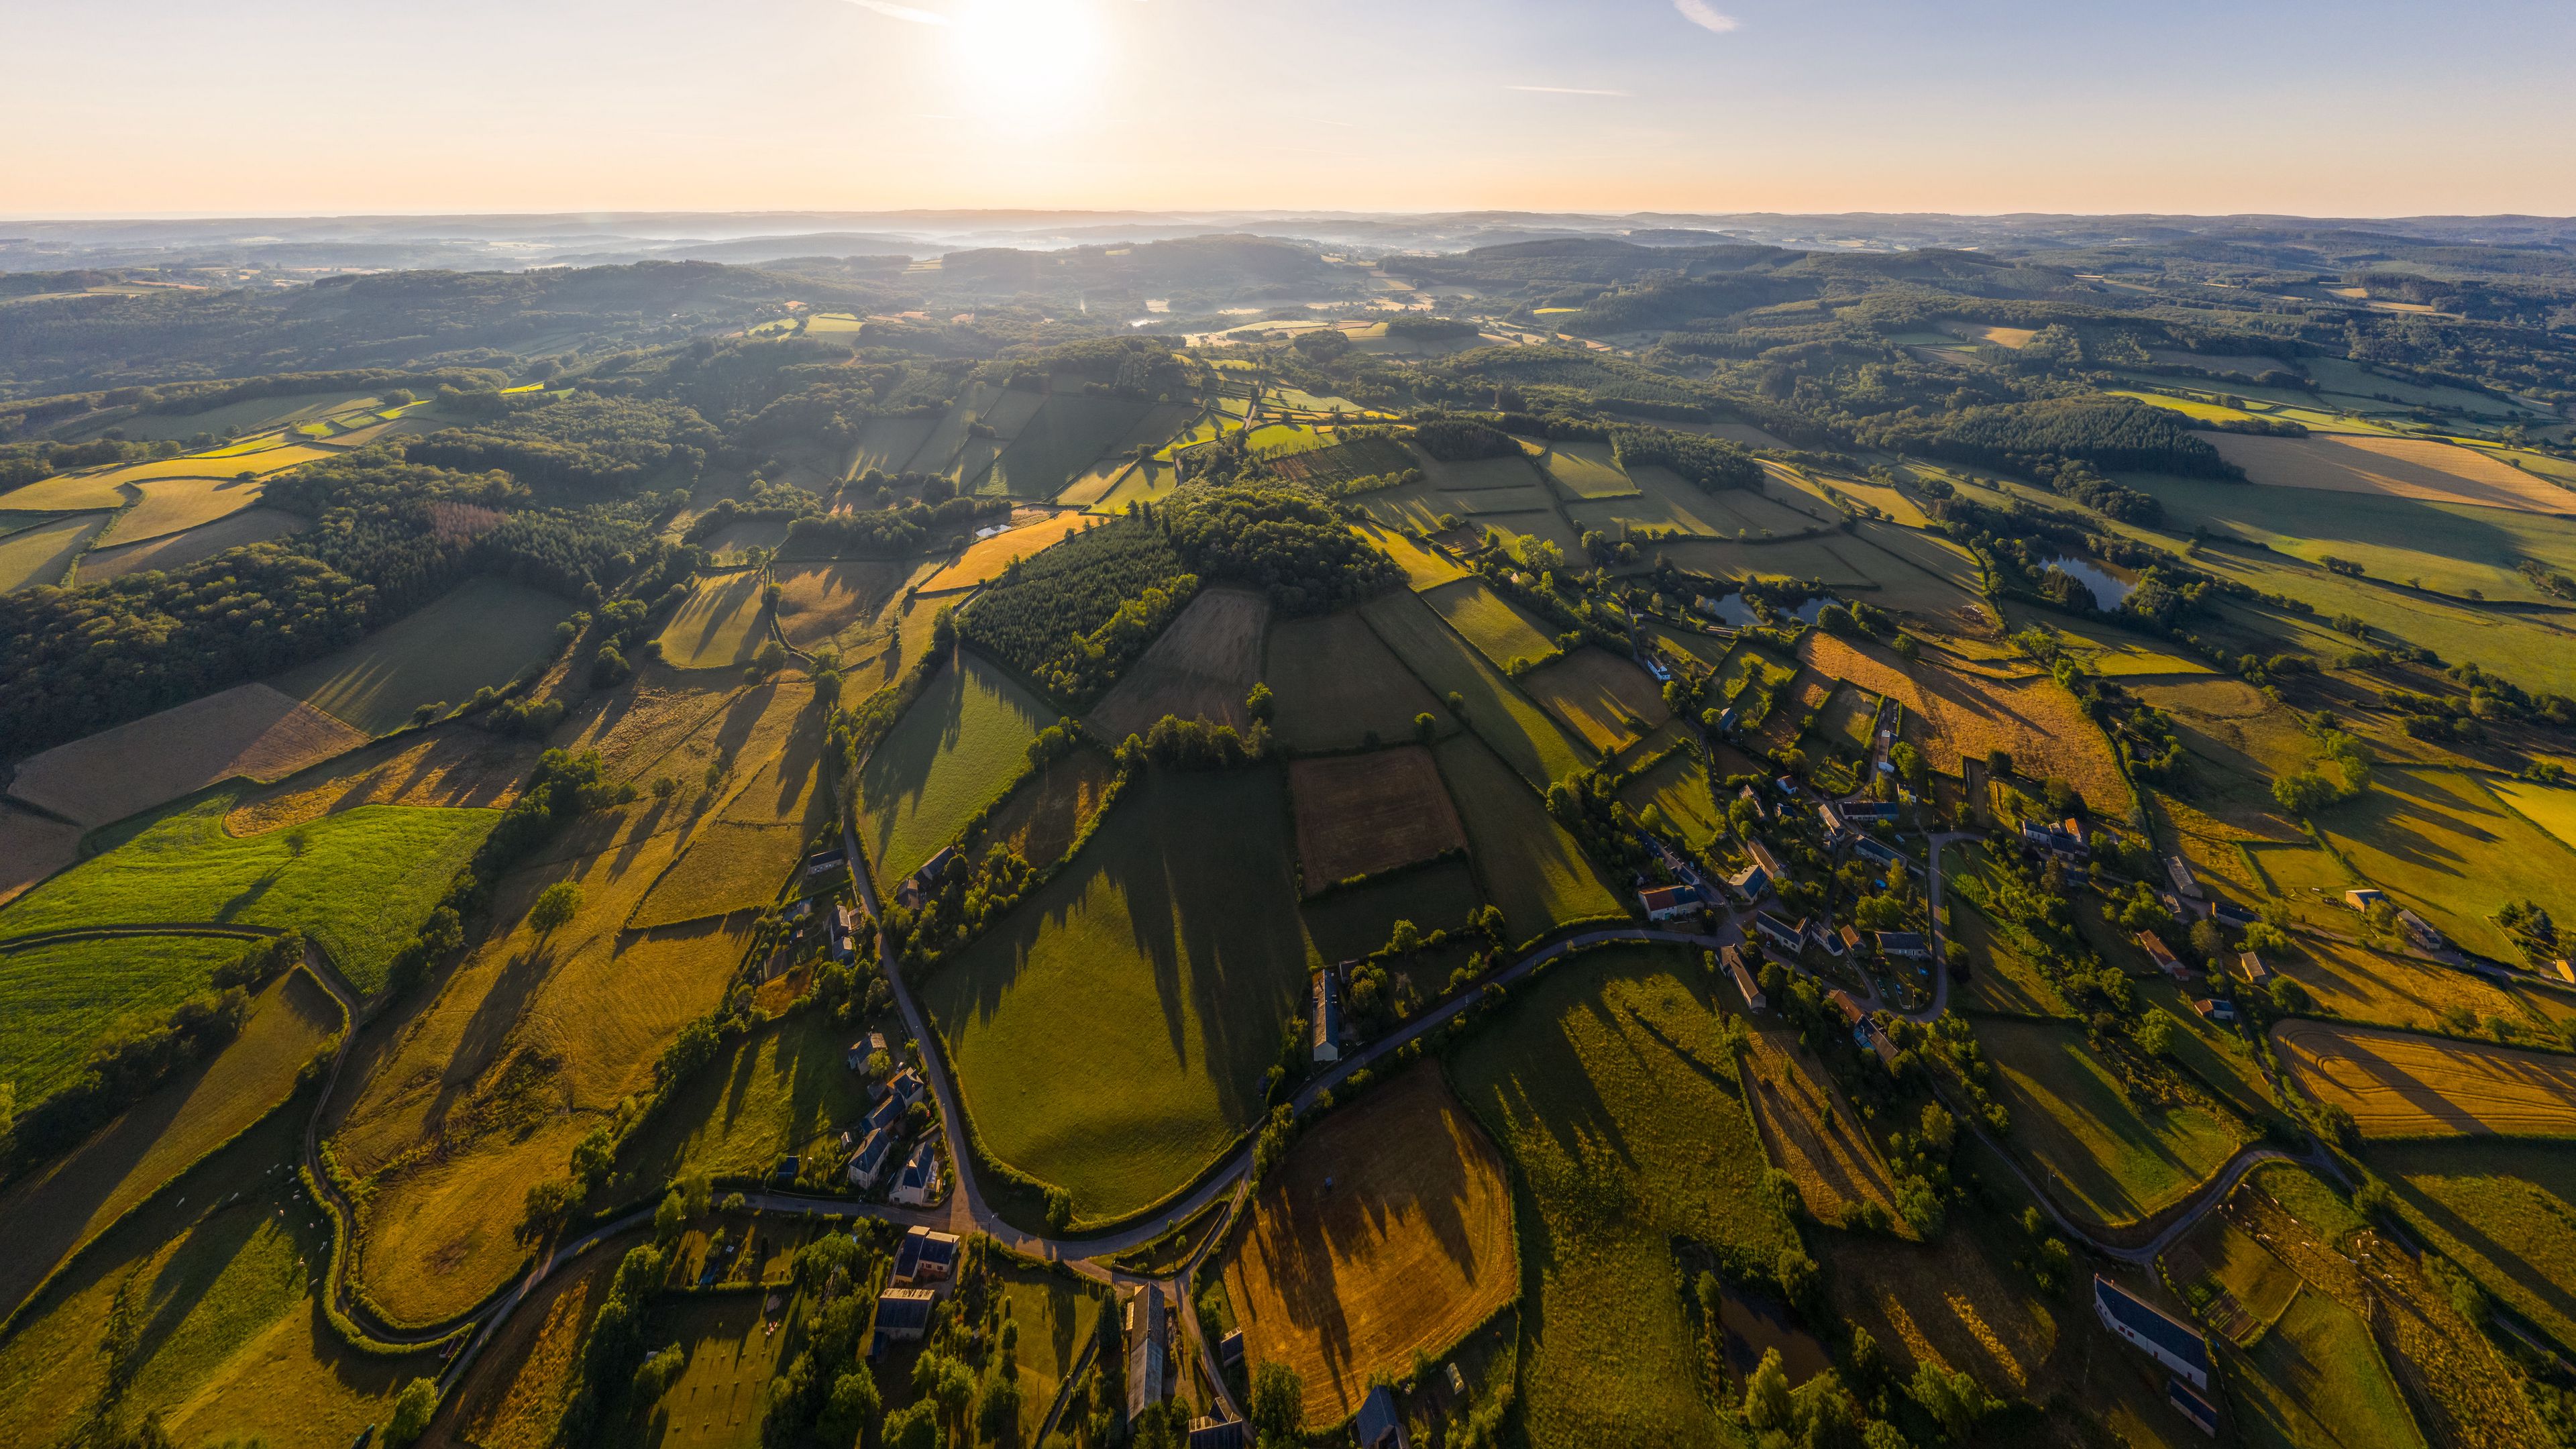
(890, 1137), (942, 1208)
(1814, 920), (1845, 957)
(1874, 931), (1929, 960)
(1727, 862), (1772, 901)
(846, 1127), (896, 1189)
(1187, 1420), (1246, 1449)
(2137, 931), (2188, 979)
(1747, 839), (1786, 880)
(2193, 998), (2237, 1024)
(864, 1089), (906, 1139)
(846, 1031), (888, 1073)
(1840, 800), (1897, 823)
(1311, 971), (1343, 1064)
(2237, 951), (2272, 985)
(829, 904), (863, 963)
(1640, 884), (1698, 921)
(2167, 1379), (2220, 1438)
(2165, 855), (2204, 900)
(2022, 819), (2086, 857)
(886, 1066), (927, 1108)
(1754, 912), (1807, 952)
(2345, 888), (2386, 911)
(1828, 989), (1868, 1028)
(2094, 1276), (2211, 1391)
(1818, 802), (1849, 839)
(871, 1288), (938, 1354)
(1840, 924), (1864, 957)
(2211, 899), (2257, 929)
(2397, 909), (2444, 952)
(1128, 1286), (1168, 1421)
(1852, 836), (1901, 869)
(892, 1226), (960, 1285)
(1354, 1384), (1409, 1449)
(1723, 946), (1764, 1012)
(1859, 1018), (1900, 1069)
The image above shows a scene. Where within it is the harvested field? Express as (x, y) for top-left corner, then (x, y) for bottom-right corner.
(0, 511), (109, 590)
(226, 727), (539, 835)
(1526, 439), (1636, 498)
(769, 559), (904, 651)
(2271, 936), (2566, 1038)
(653, 570), (771, 671)
(857, 652), (1051, 881)
(1421, 578), (1559, 671)
(95, 474), (266, 546)
(1362, 590), (1589, 790)
(2210, 431), (2575, 513)
(1801, 633), (2129, 808)
(7, 682), (370, 828)
(1223, 1065), (1516, 1424)
(1980, 1018), (2247, 1229)
(1434, 733), (1620, 941)
(979, 745), (1119, 870)
(918, 513), (1097, 592)
(1350, 521), (1466, 590)
(2273, 1022), (2576, 1139)
(0, 804), (80, 907)
(1087, 586), (1269, 743)
(0, 967), (338, 1323)
(1289, 745), (1466, 893)
(0, 471), (131, 512)
(76, 506), (305, 582)
(1267, 434), (1415, 488)
(281, 576), (576, 733)
(93, 443), (335, 487)
(1265, 610), (1445, 753)
(1523, 647), (1670, 755)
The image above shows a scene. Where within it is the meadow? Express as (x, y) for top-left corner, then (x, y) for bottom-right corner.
(920, 766), (1312, 1224)
(1434, 734), (1621, 942)
(2491, 776), (2576, 851)
(0, 933), (274, 1107)
(2269, 934), (2563, 1038)
(0, 511), (109, 590)
(279, 576), (575, 735)
(95, 474), (268, 547)
(1222, 1065), (1517, 1425)
(2317, 766), (2576, 959)
(917, 513), (1098, 592)
(1737, 1027), (1900, 1228)
(1263, 610), (1445, 753)
(97, 390), (384, 441)
(1087, 585), (1269, 743)
(849, 413), (937, 476)
(856, 652), (1052, 882)
(1943, 855), (2078, 1019)
(1449, 945), (1799, 1449)
(2369, 1137), (2576, 1354)
(985, 393), (1153, 498)
(2232, 1289), (2428, 1449)
(223, 727), (533, 840)
(632, 714), (830, 928)
(769, 559), (904, 651)
(2185, 545), (2576, 697)
(978, 745), (1119, 871)
(2273, 1022), (2576, 1138)
(1521, 647), (1668, 757)
(1976, 1018), (2247, 1230)
(1568, 467), (1819, 541)
(614, 1009), (881, 1189)
(1350, 522), (1466, 591)
(1287, 745), (1466, 892)
(1615, 749), (1721, 848)
(1801, 633), (2130, 808)
(76, 506), (305, 583)
(1525, 439), (1636, 498)
(0, 790), (497, 994)
(6, 682), (368, 830)
(1421, 577), (1560, 672)
(652, 571), (773, 672)
(1299, 861), (1487, 966)
(1362, 590), (1590, 790)
(441, 1230), (631, 1449)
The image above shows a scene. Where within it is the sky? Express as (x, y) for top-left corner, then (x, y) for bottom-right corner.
(7, 0), (2575, 219)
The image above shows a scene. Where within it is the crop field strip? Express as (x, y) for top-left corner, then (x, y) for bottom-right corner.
(1263, 610), (1446, 753)
(1288, 745), (1467, 892)
(1522, 646), (1670, 757)
(1360, 588), (1590, 790)
(6, 682), (370, 829)
(74, 506), (306, 582)
(1433, 732), (1621, 941)
(2273, 1021), (2576, 1138)
(1087, 585), (1269, 743)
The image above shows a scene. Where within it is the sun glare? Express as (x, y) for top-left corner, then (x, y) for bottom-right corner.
(949, 0), (1106, 121)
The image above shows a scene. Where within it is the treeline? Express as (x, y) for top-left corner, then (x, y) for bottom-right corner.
(402, 392), (719, 493)
(957, 518), (1197, 707)
(781, 494), (1010, 559)
(1410, 417), (1521, 461)
(1611, 428), (1763, 491)
(1862, 397), (2232, 478)
(1159, 481), (1401, 614)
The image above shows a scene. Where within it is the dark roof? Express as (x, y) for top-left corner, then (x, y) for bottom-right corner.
(2094, 1277), (2210, 1375)
(1874, 930), (1927, 953)
(875, 1289), (936, 1332)
(1354, 1384), (1405, 1449)
(2167, 1379), (2220, 1433)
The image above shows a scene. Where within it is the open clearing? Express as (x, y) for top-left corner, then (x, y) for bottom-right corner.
(1527, 439), (1635, 498)
(922, 766), (1313, 1224)
(7, 682), (370, 829)
(2210, 431), (2575, 513)
(918, 512), (1097, 592)
(2370, 1137), (2576, 1354)
(653, 570), (772, 672)
(979, 745), (1119, 871)
(95, 474), (268, 547)
(1421, 577), (1560, 672)
(1521, 646), (1669, 756)
(0, 967), (337, 1323)
(0, 511), (110, 590)
(0, 789), (496, 994)
(2233, 1287), (2428, 1449)
(770, 559), (904, 651)
(1289, 745), (1466, 893)
(76, 506), (305, 582)
(280, 576), (576, 735)
(1264, 609), (1445, 753)
(857, 651), (1051, 882)
(1087, 586), (1269, 743)
(1978, 1018), (2246, 1229)
(1801, 633), (2129, 808)
(2316, 766), (2576, 959)
(1451, 945), (1798, 1449)
(0, 932), (279, 1108)
(1362, 589), (1589, 790)
(2273, 1021), (2576, 1139)
(1434, 733), (1621, 941)
(1351, 522), (1466, 590)
(1222, 1065), (1517, 1424)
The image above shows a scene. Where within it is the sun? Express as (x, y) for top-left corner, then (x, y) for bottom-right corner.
(948, 0), (1108, 121)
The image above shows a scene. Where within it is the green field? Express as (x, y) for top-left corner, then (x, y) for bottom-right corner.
(1362, 590), (1589, 790)
(857, 652), (1052, 882)
(0, 511), (109, 591)
(2318, 766), (2576, 959)
(985, 393), (1152, 498)
(2370, 1137), (2576, 1354)
(652, 570), (773, 673)
(1264, 610), (1446, 753)
(1944, 847), (2078, 1018)
(0, 934), (261, 1107)
(1415, 451), (1544, 492)
(920, 767), (1313, 1224)
(1616, 749), (1721, 849)
(1450, 945), (1799, 1449)
(1421, 577), (1560, 671)
(1977, 1018), (2245, 1230)
(1300, 859), (1487, 965)
(850, 413), (936, 476)
(1526, 439), (1636, 498)
(2186, 544), (2576, 697)
(1434, 734), (1622, 942)
(278, 575), (575, 733)
(0, 791), (498, 994)
(616, 1009), (882, 1189)
(2492, 777), (2576, 851)
(2232, 1289), (2427, 1449)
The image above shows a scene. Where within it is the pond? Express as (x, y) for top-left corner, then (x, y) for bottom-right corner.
(1713, 1283), (1833, 1381)
(1695, 592), (1762, 628)
(1786, 595), (1845, 626)
(2039, 554), (2135, 610)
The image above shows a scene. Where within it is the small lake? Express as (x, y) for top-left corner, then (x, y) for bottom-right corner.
(1787, 595), (1844, 626)
(1696, 593), (1762, 629)
(1715, 1284), (1833, 1381)
(2039, 555), (2134, 610)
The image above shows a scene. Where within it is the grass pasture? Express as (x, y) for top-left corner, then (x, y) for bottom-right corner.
(1361, 590), (1589, 790)
(1413, 449), (1544, 492)
(1350, 522), (1466, 591)
(280, 576), (576, 734)
(1087, 586), (1269, 743)
(2317, 766), (2576, 959)
(1434, 734), (1621, 941)
(921, 767), (1313, 1224)
(632, 720), (830, 929)
(1222, 1065), (1517, 1425)
(441, 1230), (631, 1449)
(979, 745), (1119, 871)
(0, 967), (337, 1323)
(1977, 1018), (2246, 1230)
(770, 559), (904, 651)
(95, 474), (267, 546)
(1521, 647), (1669, 757)
(1288, 745), (1466, 893)
(1263, 610), (1445, 753)
(2369, 1137), (2576, 1354)
(7, 682), (370, 829)
(985, 393), (1152, 498)
(918, 513), (1097, 592)
(2232, 1288), (2428, 1449)
(0, 933), (277, 1108)
(1617, 749), (1721, 847)
(98, 389), (382, 441)
(1450, 945), (1799, 1449)
(226, 727), (537, 836)
(76, 506), (304, 582)
(2273, 1022), (2576, 1139)
(857, 652), (1051, 882)
(1421, 577), (1560, 672)
(614, 1009), (881, 1188)
(1299, 861), (1486, 967)
(0, 511), (109, 590)
(850, 413), (937, 476)
(1526, 439), (1636, 498)
(2210, 431), (2574, 513)
(652, 571), (773, 672)
(2269, 935), (2555, 1037)
(2491, 777), (2576, 851)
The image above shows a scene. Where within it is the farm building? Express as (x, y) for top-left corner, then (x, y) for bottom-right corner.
(1128, 1285), (1169, 1421)
(2137, 932), (2189, 978)
(893, 1226), (960, 1284)
(1354, 1384), (1410, 1449)
(1747, 839), (1786, 879)
(2093, 1276), (2211, 1391)
(2167, 1380), (2220, 1438)
(1311, 971), (1343, 1064)
(2345, 888), (2386, 911)
(2237, 951), (2271, 984)
(2164, 855), (2202, 900)
(1873, 931), (1929, 960)
(2211, 899), (2257, 929)
(1723, 945), (1764, 1011)
(1839, 799), (1896, 823)
(873, 1288), (938, 1354)
(2397, 909), (2445, 951)
(891, 1137), (943, 1207)
(1828, 989), (1866, 1028)
(1640, 884), (1697, 921)
(847, 1128), (896, 1189)
(2192, 998), (2237, 1024)
(1819, 803), (1849, 839)
(1755, 912), (1807, 952)
(846, 1031), (888, 1072)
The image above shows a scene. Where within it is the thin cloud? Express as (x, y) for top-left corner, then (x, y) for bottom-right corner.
(849, 0), (949, 23)
(1508, 85), (1632, 97)
(1674, 0), (1739, 33)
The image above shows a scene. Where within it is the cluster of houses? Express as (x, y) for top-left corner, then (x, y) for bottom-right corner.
(869, 1226), (961, 1357)
(841, 1037), (942, 1207)
(894, 844), (961, 913)
(2344, 888), (2447, 953)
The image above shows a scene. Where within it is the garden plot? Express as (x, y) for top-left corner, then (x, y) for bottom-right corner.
(1288, 745), (1466, 893)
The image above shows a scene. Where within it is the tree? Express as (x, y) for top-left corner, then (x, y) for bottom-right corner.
(1909, 1361), (2000, 1439)
(1250, 1361), (1304, 1442)
(823, 1369), (882, 1445)
(1414, 711), (1437, 743)
(1744, 1347), (1793, 1430)
(2135, 1011), (2175, 1059)
(385, 1378), (439, 1446)
(1245, 682), (1274, 722)
(1044, 1186), (1075, 1236)
(529, 880), (583, 934)
(654, 1189), (686, 1244)
(883, 1399), (941, 1449)
(977, 1375), (1022, 1444)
